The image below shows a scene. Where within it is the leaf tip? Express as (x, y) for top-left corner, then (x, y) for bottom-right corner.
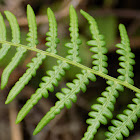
(27, 4), (32, 9)
(5, 95), (13, 104)
(47, 7), (52, 13)
(5, 99), (9, 104)
(27, 4), (34, 14)
(80, 9), (85, 15)
(15, 117), (20, 124)
(70, 4), (74, 9)
(33, 129), (39, 135)
(119, 23), (125, 28)
(1, 81), (6, 90)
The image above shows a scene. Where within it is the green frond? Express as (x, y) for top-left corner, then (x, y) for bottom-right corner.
(5, 5), (52, 104)
(116, 24), (135, 85)
(1, 11), (26, 89)
(26, 4), (38, 47)
(4, 6), (45, 103)
(82, 81), (124, 140)
(16, 60), (70, 123)
(4, 11), (20, 43)
(5, 53), (46, 104)
(82, 23), (136, 140)
(65, 5), (82, 63)
(16, 8), (60, 122)
(0, 5), (139, 139)
(16, 5), (82, 123)
(46, 8), (60, 53)
(105, 93), (140, 140)
(80, 10), (108, 74)
(15, 8), (60, 120)
(0, 13), (10, 60)
(33, 70), (96, 135)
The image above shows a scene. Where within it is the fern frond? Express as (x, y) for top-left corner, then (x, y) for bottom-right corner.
(5, 53), (46, 104)
(79, 10), (111, 139)
(26, 4), (38, 47)
(105, 93), (140, 140)
(0, 5), (139, 139)
(5, 6), (60, 104)
(5, 6), (44, 104)
(46, 8), (60, 53)
(0, 13), (10, 60)
(16, 7), (60, 122)
(116, 24), (135, 85)
(80, 10), (108, 74)
(16, 5), (81, 123)
(82, 81), (124, 140)
(1, 11), (26, 89)
(16, 60), (69, 123)
(104, 24), (137, 140)
(33, 70), (96, 135)
(82, 24), (135, 140)
(65, 5), (82, 62)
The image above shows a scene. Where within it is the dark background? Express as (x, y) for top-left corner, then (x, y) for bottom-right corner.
(0, 0), (140, 140)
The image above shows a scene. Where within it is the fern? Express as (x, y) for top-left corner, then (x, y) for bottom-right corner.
(16, 5), (81, 124)
(0, 13), (10, 60)
(33, 69), (96, 135)
(105, 92), (140, 140)
(81, 20), (135, 140)
(105, 24), (137, 140)
(80, 10), (108, 74)
(1, 11), (26, 89)
(5, 5), (45, 104)
(0, 4), (140, 140)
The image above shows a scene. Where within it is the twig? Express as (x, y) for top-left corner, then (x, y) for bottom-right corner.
(15, 8), (140, 27)
(88, 9), (140, 19)
(7, 0), (84, 26)
(9, 101), (23, 140)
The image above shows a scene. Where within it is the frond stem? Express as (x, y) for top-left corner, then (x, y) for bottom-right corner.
(1, 40), (140, 93)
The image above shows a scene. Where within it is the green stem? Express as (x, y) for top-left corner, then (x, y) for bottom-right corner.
(1, 40), (140, 93)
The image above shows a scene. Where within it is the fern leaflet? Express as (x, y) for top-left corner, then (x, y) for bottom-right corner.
(16, 5), (81, 123)
(33, 70), (96, 135)
(5, 5), (44, 104)
(0, 13), (10, 60)
(105, 93), (140, 140)
(26, 5), (38, 47)
(80, 10), (108, 74)
(116, 24), (135, 85)
(104, 24), (137, 140)
(82, 23), (135, 140)
(1, 11), (27, 89)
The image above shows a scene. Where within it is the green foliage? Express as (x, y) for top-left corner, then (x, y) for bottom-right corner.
(0, 13), (10, 60)
(1, 11), (26, 89)
(80, 10), (108, 74)
(0, 4), (140, 140)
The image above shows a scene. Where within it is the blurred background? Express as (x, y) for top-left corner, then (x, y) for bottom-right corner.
(0, 0), (140, 140)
